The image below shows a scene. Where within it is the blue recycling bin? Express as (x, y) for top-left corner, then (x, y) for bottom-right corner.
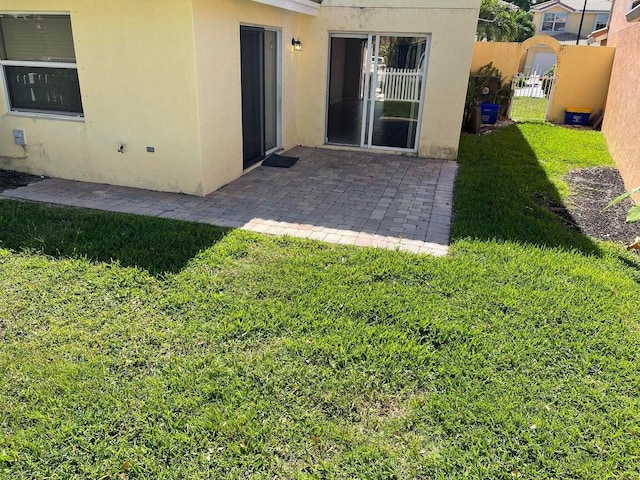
(480, 103), (500, 125)
(564, 108), (592, 126)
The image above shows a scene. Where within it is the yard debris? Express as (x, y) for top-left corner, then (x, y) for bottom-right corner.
(0, 169), (44, 193)
(627, 237), (640, 252)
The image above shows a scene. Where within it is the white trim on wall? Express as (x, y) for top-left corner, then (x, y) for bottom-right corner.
(532, 1), (572, 13)
(626, 1), (640, 21)
(252, 0), (321, 16)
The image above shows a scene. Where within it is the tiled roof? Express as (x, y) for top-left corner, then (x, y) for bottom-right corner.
(531, 0), (612, 13)
(543, 31), (591, 44)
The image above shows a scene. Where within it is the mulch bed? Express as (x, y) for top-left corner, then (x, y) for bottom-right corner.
(0, 169), (44, 194)
(565, 166), (638, 245)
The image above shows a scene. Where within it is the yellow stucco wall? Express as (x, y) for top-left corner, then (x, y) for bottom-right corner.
(191, 0), (301, 195)
(0, 0), (205, 194)
(470, 42), (521, 82)
(548, 44), (613, 122)
(471, 36), (562, 80)
(194, 0), (481, 191)
(471, 36), (614, 123)
(0, 0), (481, 195)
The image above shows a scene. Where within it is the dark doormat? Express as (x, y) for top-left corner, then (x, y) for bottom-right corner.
(262, 154), (298, 168)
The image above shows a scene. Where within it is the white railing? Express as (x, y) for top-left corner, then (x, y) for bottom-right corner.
(512, 73), (555, 99)
(377, 67), (422, 102)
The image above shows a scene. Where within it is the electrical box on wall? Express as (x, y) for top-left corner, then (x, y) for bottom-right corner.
(13, 129), (26, 146)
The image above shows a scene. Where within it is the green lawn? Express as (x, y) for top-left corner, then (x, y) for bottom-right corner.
(510, 96), (549, 122)
(1, 124), (639, 479)
(382, 101), (420, 119)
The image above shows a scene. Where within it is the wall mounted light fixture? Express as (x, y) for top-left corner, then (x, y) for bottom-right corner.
(291, 38), (302, 51)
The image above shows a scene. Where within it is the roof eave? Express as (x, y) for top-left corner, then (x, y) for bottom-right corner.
(252, 0), (321, 16)
(588, 26), (609, 42)
(627, 2), (640, 22)
(532, 1), (572, 13)
(531, 1), (610, 14)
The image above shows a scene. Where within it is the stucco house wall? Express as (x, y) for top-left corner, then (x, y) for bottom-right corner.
(0, 0), (205, 194)
(0, 0), (481, 195)
(295, 0), (481, 160)
(601, 0), (640, 193)
(191, 0), (301, 195)
(532, 7), (601, 36)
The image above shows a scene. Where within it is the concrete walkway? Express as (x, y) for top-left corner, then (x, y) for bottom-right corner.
(0, 147), (457, 255)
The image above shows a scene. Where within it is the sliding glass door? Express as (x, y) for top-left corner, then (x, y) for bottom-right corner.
(264, 29), (279, 153)
(327, 34), (430, 152)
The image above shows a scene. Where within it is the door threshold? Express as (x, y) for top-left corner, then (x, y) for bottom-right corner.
(323, 143), (418, 156)
(243, 159), (265, 174)
(243, 149), (285, 173)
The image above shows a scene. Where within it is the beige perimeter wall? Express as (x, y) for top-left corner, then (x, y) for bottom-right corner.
(0, 0), (481, 195)
(471, 36), (614, 123)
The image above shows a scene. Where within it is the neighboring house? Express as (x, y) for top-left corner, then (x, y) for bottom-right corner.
(601, 0), (640, 193)
(0, 0), (481, 196)
(531, 0), (612, 44)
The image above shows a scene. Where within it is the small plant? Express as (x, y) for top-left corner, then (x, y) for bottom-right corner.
(541, 65), (556, 98)
(606, 186), (640, 251)
(606, 185), (640, 223)
(464, 62), (512, 131)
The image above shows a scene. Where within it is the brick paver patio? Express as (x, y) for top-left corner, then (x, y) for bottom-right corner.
(0, 147), (457, 255)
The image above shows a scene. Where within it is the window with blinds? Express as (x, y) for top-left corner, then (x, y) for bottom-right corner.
(0, 14), (83, 116)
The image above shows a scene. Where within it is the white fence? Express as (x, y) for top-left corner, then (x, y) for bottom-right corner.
(377, 67), (422, 102)
(509, 72), (556, 122)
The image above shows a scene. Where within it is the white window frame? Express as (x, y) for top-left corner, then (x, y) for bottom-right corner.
(541, 12), (568, 32)
(627, 0), (640, 21)
(593, 13), (609, 30)
(0, 12), (83, 119)
(325, 32), (430, 154)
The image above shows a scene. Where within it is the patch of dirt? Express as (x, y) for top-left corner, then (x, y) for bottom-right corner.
(0, 169), (44, 193)
(565, 167), (638, 245)
(478, 118), (515, 135)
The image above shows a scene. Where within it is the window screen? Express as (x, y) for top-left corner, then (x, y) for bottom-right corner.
(0, 14), (82, 116)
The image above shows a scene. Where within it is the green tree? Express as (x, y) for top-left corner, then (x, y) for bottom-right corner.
(477, 0), (535, 42)
(502, 0), (543, 11)
(514, 10), (536, 41)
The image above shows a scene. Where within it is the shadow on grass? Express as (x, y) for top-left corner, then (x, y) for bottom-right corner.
(452, 124), (600, 254)
(0, 200), (227, 276)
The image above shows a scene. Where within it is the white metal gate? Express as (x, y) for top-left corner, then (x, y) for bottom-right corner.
(509, 72), (556, 122)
